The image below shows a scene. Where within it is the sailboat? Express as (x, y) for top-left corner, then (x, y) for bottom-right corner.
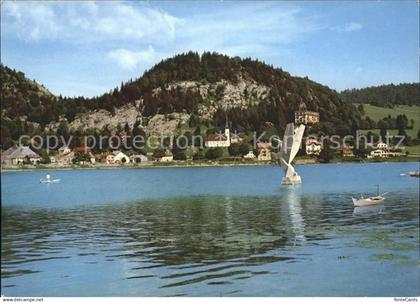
(40, 173), (60, 184)
(352, 185), (388, 207)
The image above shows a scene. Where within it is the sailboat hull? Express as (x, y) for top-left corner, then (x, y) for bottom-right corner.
(352, 196), (385, 207)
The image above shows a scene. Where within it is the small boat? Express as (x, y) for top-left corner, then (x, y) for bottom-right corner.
(40, 174), (60, 184)
(409, 170), (419, 177)
(352, 185), (388, 207)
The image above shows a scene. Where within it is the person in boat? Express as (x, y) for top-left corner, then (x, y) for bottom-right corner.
(46, 173), (51, 180)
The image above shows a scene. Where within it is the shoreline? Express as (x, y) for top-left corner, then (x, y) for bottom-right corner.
(1, 156), (418, 172)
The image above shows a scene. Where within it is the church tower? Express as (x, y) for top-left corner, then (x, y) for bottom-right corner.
(224, 115), (230, 143)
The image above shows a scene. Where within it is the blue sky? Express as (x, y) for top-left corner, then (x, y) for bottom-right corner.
(1, 1), (418, 97)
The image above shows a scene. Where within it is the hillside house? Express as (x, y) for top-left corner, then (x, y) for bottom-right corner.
(376, 142), (389, 150)
(130, 154), (149, 164)
(230, 132), (243, 144)
(257, 142), (272, 161)
(368, 148), (404, 159)
(305, 139), (322, 156)
(1, 146), (41, 166)
(340, 147), (354, 157)
(295, 102), (320, 125)
(369, 149), (388, 158)
(156, 150), (173, 162)
(112, 151), (130, 164)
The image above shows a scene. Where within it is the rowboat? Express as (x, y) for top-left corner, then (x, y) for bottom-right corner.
(40, 174), (60, 184)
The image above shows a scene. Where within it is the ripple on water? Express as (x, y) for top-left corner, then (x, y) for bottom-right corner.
(1, 171), (419, 296)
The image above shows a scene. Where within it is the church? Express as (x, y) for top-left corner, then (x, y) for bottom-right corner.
(205, 121), (231, 148)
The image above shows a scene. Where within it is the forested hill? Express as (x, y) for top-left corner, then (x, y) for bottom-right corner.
(1, 51), (361, 148)
(91, 51), (359, 130)
(340, 83), (419, 107)
(1, 64), (58, 122)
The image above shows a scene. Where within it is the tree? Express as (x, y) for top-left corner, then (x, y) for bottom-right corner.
(38, 149), (51, 164)
(193, 150), (205, 160)
(351, 120), (359, 137)
(239, 142), (250, 156)
(153, 148), (166, 159)
(173, 150), (187, 160)
(0, 126), (12, 149)
(396, 114), (408, 136)
(193, 126), (202, 147)
(378, 120), (387, 140)
(72, 152), (91, 164)
(228, 143), (241, 156)
(318, 140), (335, 163)
(354, 146), (370, 158)
(57, 120), (70, 140)
(205, 147), (223, 159)
(357, 103), (365, 115)
(132, 126), (146, 150)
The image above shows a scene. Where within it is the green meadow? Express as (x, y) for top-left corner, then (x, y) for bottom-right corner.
(357, 104), (420, 139)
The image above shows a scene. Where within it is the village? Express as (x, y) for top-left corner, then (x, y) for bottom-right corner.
(0, 106), (408, 169)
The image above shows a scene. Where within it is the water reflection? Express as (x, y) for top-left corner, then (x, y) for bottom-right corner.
(353, 205), (385, 216)
(282, 186), (306, 244)
(1, 191), (419, 296)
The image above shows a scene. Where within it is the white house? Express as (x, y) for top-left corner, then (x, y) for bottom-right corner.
(58, 146), (71, 155)
(230, 132), (243, 144)
(112, 151), (130, 164)
(369, 148), (404, 159)
(376, 142), (389, 150)
(369, 149), (388, 158)
(157, 151), (173, 162)
(243, 151), (256, 159)
(305, 139), (322, 156)
(130, 154), (148, 164)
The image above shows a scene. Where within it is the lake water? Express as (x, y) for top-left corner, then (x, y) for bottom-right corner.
(1, 163), (419, 296)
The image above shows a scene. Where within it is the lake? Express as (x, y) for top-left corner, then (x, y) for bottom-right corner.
(1, 162), (419, 296)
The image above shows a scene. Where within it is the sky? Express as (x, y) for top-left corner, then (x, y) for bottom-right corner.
(1, 1), (419, 97)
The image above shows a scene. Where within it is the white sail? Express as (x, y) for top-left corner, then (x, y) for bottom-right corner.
(278, 123), (305, 185)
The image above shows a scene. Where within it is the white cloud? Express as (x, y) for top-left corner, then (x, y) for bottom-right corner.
(1, 1), (326, 82)
(177, 5), (320, 55)
(332, 22), (363, 33)
(108, 46), (158, 70)
(1, 1), (183, 43)
(1, 1), (61, 41)
(344, 22), (363, 32)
